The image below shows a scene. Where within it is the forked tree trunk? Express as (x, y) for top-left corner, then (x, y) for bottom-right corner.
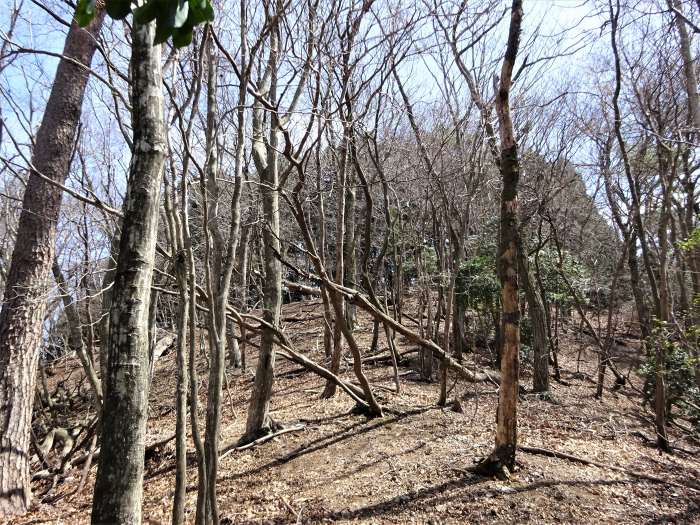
(0, 10), (104, 518)
(476, 0), (523, 477)
(91, 17), (165, 524)
(245, 21), (282, 440)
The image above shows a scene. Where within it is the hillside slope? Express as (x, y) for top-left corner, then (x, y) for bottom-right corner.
(12, 299), (700, 525)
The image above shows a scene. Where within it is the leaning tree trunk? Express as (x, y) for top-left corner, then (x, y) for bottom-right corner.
(91, 17), (165, 525)
(0, 10), (104, 518)
(476, 0), (523, 477)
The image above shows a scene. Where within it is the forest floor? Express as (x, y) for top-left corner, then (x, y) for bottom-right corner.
(11, 297), (700, 525)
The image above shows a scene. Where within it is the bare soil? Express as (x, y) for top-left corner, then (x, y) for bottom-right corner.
(11, 299), (700, 525)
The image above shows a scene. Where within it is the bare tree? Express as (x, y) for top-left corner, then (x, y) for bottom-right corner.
(475, 0), (523, 477)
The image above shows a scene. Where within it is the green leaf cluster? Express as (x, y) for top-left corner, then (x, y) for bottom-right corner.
(535, 248), (590, 307)
(456, 255), (500, 311)
(640, 320), (700, 433)
(76, 0), (214, 48)
(678, 226), (700, 252)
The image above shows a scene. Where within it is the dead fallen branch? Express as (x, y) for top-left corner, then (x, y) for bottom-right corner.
(518, 445), (700, 493)
(284, 280), (500, 386)
(276, 347), (368, 407)
(362, 348), (419, 366)
(281, 314), (325, 323)
(220, 424), (305, 458)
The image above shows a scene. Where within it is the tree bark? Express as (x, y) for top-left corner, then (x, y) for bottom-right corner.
(171, 256), (189, 525)
(91, 16), (165, 525)
(477, 0), (523, 476)
(673, 0), (700, 131)
(0, 10), (104, 518)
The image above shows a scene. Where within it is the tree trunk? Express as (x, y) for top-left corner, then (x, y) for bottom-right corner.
(322, 136), (350, 399)
(0, 10), (104, 518)
(245, 24), (282, 441)
(627, 233), (651, 340)
(654, 151), (673, 453)
(91, 17), (165, 524)
(99, 231), (121, 399)
(477, 0), (523, 476)
(52, 262), (103, 411)
(517, 238), (549, 394)
(172, 257), (189, 525)
(673, 0), (700, 131)
(344, 162), (357, 330)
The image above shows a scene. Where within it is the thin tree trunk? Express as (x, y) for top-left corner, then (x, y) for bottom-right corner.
(517, 238), (549, 394)
(343, 160), (357, 330)
(163, 169), (189, 525)
(52, 262), (102, 411)
(596, 242), (628, 399)
(172, 257), (189, 525)
(200, 28), (246, 521)
(321, 135), (350, 399)
(476, 0), (523, 476)
(673, 0), (700, 131)
(654, 153), (673, 453)
(99, 232), (121, 400)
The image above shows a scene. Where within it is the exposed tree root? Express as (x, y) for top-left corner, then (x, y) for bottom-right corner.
(471, 444), (516, 480)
